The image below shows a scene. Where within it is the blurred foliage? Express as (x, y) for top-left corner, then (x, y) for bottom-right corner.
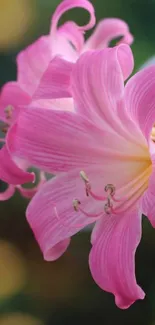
(1, 0), (155, 324)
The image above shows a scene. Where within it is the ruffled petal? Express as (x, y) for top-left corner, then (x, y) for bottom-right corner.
(50, 0), (95, 35)
(0, 184), (15, 200)
(0, 82), (30, 123)
(84, 18), (133, 51)
(125, 65), (155, 143)
(51, 33), (79, 63)
(89, 209), (145, 309)
(17, 36), (52, 96)
(49, 0), (95, 62)
(71, 45), (134, 134)
(26, 168), (105, 260)
(17, 171), (46, 199)
(58, 21), (84, 53)
(7, 108), (107, 173)
(0, 145), (34, 185)
(17, 186), (38, 199)
(33, 57), (73, 101)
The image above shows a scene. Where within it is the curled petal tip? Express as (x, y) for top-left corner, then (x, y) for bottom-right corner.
(51, 0), (96, 35)
(115, 289), (145, 309)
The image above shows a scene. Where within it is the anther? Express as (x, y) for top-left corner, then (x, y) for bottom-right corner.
(80, 170), (91, 196)
(80, 171), (89, 183)
(73, 199), (81, 211)
(104, 184), (115, 196)
(5, 105), (14, 120)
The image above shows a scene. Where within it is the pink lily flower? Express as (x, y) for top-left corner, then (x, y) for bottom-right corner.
(8, 43), (155, 309)
(0, 0), (95, 198)
(0, 0), (133, 199)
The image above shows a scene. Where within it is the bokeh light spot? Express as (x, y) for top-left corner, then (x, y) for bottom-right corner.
(0, 0), (36, 51)
(0, 240), (27, 299)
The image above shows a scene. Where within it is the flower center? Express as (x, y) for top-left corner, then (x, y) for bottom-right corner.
(72, 166), (152, 221)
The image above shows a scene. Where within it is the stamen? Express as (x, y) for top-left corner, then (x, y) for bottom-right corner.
(112, 195), (127, 203)
(104, 197), (113, 214)
(88, 189), (106, 201)
(53, 202), (99, 229)
(73, 198), (102, 218)
(79, 171), (117, 216)
(80, 171), (91, 196)
(76, 171), (127, 217)
(111, 181), (147, 215)
(55, 171), (141, 229)
(80, 170), (106, 200)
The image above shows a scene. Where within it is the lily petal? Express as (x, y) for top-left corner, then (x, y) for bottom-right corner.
(17, 36), (52, 96)
(7, 109), (106, 173)
(0, 145), (34, 185)
(71, 45), (133, 132)
(84, 18), (133, 51)
(125, 66), (155, 228)
(141, 166), (155, 227)
(125, 65), (155, 143)
(33, 57), (73, 101)
(89, 209), (145, 309)
(26, 168), (105, 260)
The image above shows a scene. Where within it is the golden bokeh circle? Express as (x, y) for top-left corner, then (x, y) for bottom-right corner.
(0, 240), (27, 298)
(0, 0), (36, 50)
